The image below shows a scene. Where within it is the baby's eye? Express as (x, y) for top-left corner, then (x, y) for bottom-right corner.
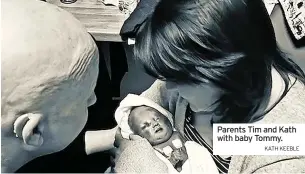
(141, 122), (150, 129)
(142, 122), (150, 129)
(153, 117), (160, 122)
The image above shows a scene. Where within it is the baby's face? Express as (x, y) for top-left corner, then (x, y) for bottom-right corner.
(129, 106), (173, 146)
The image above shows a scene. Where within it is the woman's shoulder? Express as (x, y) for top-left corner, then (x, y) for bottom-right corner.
(141, 79), (180, 110)
(262, 80), (305, 124)
(229, 80), (305, 173)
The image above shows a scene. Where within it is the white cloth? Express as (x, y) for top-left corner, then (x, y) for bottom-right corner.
(264, 0), (305, 40)
(264, 0), (279, 14)
(115, 94), (174, 139)
(278, 0), (305, 40)
(155, 141), (219, 174)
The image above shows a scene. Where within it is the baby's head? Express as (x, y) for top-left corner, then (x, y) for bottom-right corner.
(128, 105), (173, 146)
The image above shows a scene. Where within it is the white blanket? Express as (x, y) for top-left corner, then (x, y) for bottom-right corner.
(114, 94), (218, 173)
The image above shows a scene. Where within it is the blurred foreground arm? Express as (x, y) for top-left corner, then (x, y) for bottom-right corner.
(85, 126), (118, 155)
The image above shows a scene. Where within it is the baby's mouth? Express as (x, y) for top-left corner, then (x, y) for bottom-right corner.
(155, 127), (163, 133)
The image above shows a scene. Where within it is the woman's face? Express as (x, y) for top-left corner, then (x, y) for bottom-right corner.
(166, 82), (221, 112)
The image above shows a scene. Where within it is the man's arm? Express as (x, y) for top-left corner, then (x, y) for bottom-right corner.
(84, 126), (118, 155)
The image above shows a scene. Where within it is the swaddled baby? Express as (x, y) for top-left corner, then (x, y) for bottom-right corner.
(128, 105), (188, 171)
(115, 94), (218, 174)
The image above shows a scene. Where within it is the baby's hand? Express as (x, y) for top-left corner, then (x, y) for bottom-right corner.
(169, 149), (187, 162)
(168, 148), (188, 171)
(153, 131), (189, 171)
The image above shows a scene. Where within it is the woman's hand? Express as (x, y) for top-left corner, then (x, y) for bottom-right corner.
(110, 128), (168, 173)
(110, 128), (144, 169)
(114, 127), (143, 150)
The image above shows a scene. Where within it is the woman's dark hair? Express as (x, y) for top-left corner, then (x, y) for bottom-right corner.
(134, 0), (305, 123)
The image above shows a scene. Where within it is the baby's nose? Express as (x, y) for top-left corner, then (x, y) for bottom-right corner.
(153, 121), (160, 128)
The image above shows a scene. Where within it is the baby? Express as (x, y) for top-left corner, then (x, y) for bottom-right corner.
(128, 105), (188, 171)
(114, 94), (219, 174)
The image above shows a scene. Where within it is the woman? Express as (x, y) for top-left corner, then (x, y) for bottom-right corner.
(112, 0), (305, 173)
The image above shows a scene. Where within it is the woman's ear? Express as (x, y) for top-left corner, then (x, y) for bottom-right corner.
(13, 113), (44, 151)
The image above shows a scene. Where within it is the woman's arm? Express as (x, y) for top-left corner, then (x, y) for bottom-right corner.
(229, 155), (305, 173)
(84, 126), (118, 155)
(114, 139), (168, 173)
(113, 129), (168, 173)
(254, 158), (305, 173)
